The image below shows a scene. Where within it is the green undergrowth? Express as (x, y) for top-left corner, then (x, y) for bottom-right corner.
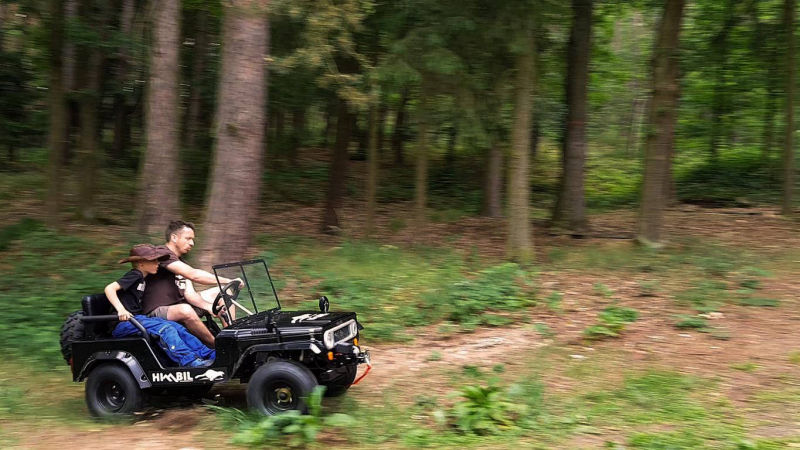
(263, 239), (536, 341)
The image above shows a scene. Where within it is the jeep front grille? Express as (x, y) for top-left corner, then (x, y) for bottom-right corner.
(323, 319), (357, 349)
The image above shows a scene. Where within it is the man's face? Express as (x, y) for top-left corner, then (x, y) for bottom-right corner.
(171, 227), (195, 256)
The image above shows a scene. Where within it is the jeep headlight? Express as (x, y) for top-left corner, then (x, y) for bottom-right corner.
(323, 330), (335, 349)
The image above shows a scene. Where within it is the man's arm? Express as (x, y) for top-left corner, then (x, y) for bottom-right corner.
(183, 280), (214, 314)
(166, 260), (232, 286)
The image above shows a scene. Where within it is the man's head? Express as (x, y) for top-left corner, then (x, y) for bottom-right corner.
(119, 244), (170, 275)
(165, 220), (196, 256)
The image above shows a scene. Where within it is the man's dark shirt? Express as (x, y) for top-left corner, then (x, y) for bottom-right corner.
(116, 269), (146, 315)
(141, 247), (187, 314)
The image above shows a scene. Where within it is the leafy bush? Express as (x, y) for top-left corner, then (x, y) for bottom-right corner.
(228, 386), (354, 447)
(584, 306), (639, 340)
(449, 384), (527, 435)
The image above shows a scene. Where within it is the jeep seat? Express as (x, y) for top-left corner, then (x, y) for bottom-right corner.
(81, 294), (115, 339)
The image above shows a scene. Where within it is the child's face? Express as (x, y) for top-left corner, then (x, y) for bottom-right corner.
(138, 259), (160, 275)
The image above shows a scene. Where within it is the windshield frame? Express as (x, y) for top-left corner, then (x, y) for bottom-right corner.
(211, 259), (282, 313)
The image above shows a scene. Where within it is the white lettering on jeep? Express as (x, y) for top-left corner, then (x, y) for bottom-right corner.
(291, 313), (329, 323)
(151, 371), (193, 383)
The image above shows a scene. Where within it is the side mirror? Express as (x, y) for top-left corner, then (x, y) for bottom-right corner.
(319, 296), (330, 313)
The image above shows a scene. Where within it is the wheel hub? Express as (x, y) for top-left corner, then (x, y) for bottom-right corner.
(274, 387), (293, 406)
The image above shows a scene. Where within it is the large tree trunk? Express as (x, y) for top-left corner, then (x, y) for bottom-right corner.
(136, 0), (181, 235)
(552, 0), (592, 234)
(197, 0), (268, 268)
(111, 0), (136, 161)
(365, 102), (379, 235)
(781, 0), (796, 215)
(636, 0), (686, 246)
(321, 99), (355, 233)
(392, 88), (409, 166)
(483, 140), (503, 218)
(45, 0), (67, 228)
(507, 29), (535, 264)
(185, 7), (209, 153)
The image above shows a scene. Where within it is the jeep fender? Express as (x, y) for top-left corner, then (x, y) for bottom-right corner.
(77, 351), (152, 389)
(232, 342), (324, 378)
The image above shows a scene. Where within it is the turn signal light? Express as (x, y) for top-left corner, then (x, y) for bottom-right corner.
(327, 351), (334, 361)
(353, 338), (359, 346)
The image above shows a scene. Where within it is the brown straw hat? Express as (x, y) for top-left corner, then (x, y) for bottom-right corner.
(118, 244), (171, 264)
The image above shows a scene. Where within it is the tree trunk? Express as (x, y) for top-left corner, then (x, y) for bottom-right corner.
(76, 48), (103, 222)
(781, 0), (796, 215)
(197, 0), (268, 268)
(365, 102), (379, 235)
(483, 140), (503, 217)
(45, 0), (67, 228)
(137, 0), (181, 236)
(289, 107), (306, 166)
(507, 29), (535, 264)
(415, 88), (430, 226)
(185, 7), (209, 153)
(392, 88), (409, 166)
(636, 0), (686, 246)
(111, 0), (136, 161)
(321, 99), (355, 233)
(552, 0), (592, 234)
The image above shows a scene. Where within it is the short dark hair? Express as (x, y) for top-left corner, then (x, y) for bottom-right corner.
(165, 220), (195, 242)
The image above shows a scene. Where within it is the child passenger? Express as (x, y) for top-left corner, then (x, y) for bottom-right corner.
(105, 244), (215, 368)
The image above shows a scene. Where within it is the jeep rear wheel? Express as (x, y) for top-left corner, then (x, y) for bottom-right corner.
(246, 360), (318, 415)
(85, 363), (143, 418)
(323, 364), (357, 397)
(59, 310), (85, 365)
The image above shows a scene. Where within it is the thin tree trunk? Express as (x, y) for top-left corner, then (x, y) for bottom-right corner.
(392, 88), (409, 166)
(377, 103), (387, 158)
(483, 140), (503, 217)
(45, 0), (67, 228)
(137, 0), (181, 235)
(507, 29), (535, 264)
(197, 0), (268, 268)
(781, 0), (796, 215)
(321, 98), (355, 233)
(112, 0), (136, 161)
(365, 102), (379, 235)
(290, 107), (305, 166)
(76, 48), (102, 222)
(636, 0), (686, 246)
(415, 87), (430, 226)
(552, 0), (592, 234)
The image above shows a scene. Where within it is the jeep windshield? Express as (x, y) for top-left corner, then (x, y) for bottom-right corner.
(211, 259), (281, 315)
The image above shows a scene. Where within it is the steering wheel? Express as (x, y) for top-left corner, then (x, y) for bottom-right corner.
(212, 280), (241, 316)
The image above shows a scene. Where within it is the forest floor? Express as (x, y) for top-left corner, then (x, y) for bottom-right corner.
(0, 176), (800, 449)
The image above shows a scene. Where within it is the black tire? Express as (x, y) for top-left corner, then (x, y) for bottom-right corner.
(59, 310), (85, 364)
(85, 363), (143, 418)
(323, 364), (357, 397)
(246, 360), (318, 415)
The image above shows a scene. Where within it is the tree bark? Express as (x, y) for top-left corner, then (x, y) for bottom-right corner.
(45, 0), (67, 228)
(483, 140), (503, 218)
(197, 0), (268, 268)
(76, 48), (102, 222)
(289, 107), (306, 166)
(392, 88), (409, 166)
(321, 98), (355, 233)
(552, 0), (592, 234)
(136, 0), (181, 236)
(111, 0), (136, 161)
(781, 0), (796, 215)
(636, 0), (686, 246)
(185, 6), (209, 153)
(507, 29), (535, 264)
(415, 87), (430, 226)
(365, 102), (379, 235)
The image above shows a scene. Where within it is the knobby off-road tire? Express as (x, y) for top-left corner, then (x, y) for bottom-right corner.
(85, 363), (143, 418)
(246, 360), (318, 415)
(59, 310), (85, 364)
(323, 364), (357, 397)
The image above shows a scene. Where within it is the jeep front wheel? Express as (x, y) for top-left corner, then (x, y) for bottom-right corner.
(246, 360), (318, 415)
(85, 363), (143, 418)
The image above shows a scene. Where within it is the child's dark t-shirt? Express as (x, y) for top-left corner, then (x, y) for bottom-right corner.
(117, 269), (146, 315)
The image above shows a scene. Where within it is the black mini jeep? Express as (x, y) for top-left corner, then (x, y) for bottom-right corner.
(59, 259), (371, 418)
